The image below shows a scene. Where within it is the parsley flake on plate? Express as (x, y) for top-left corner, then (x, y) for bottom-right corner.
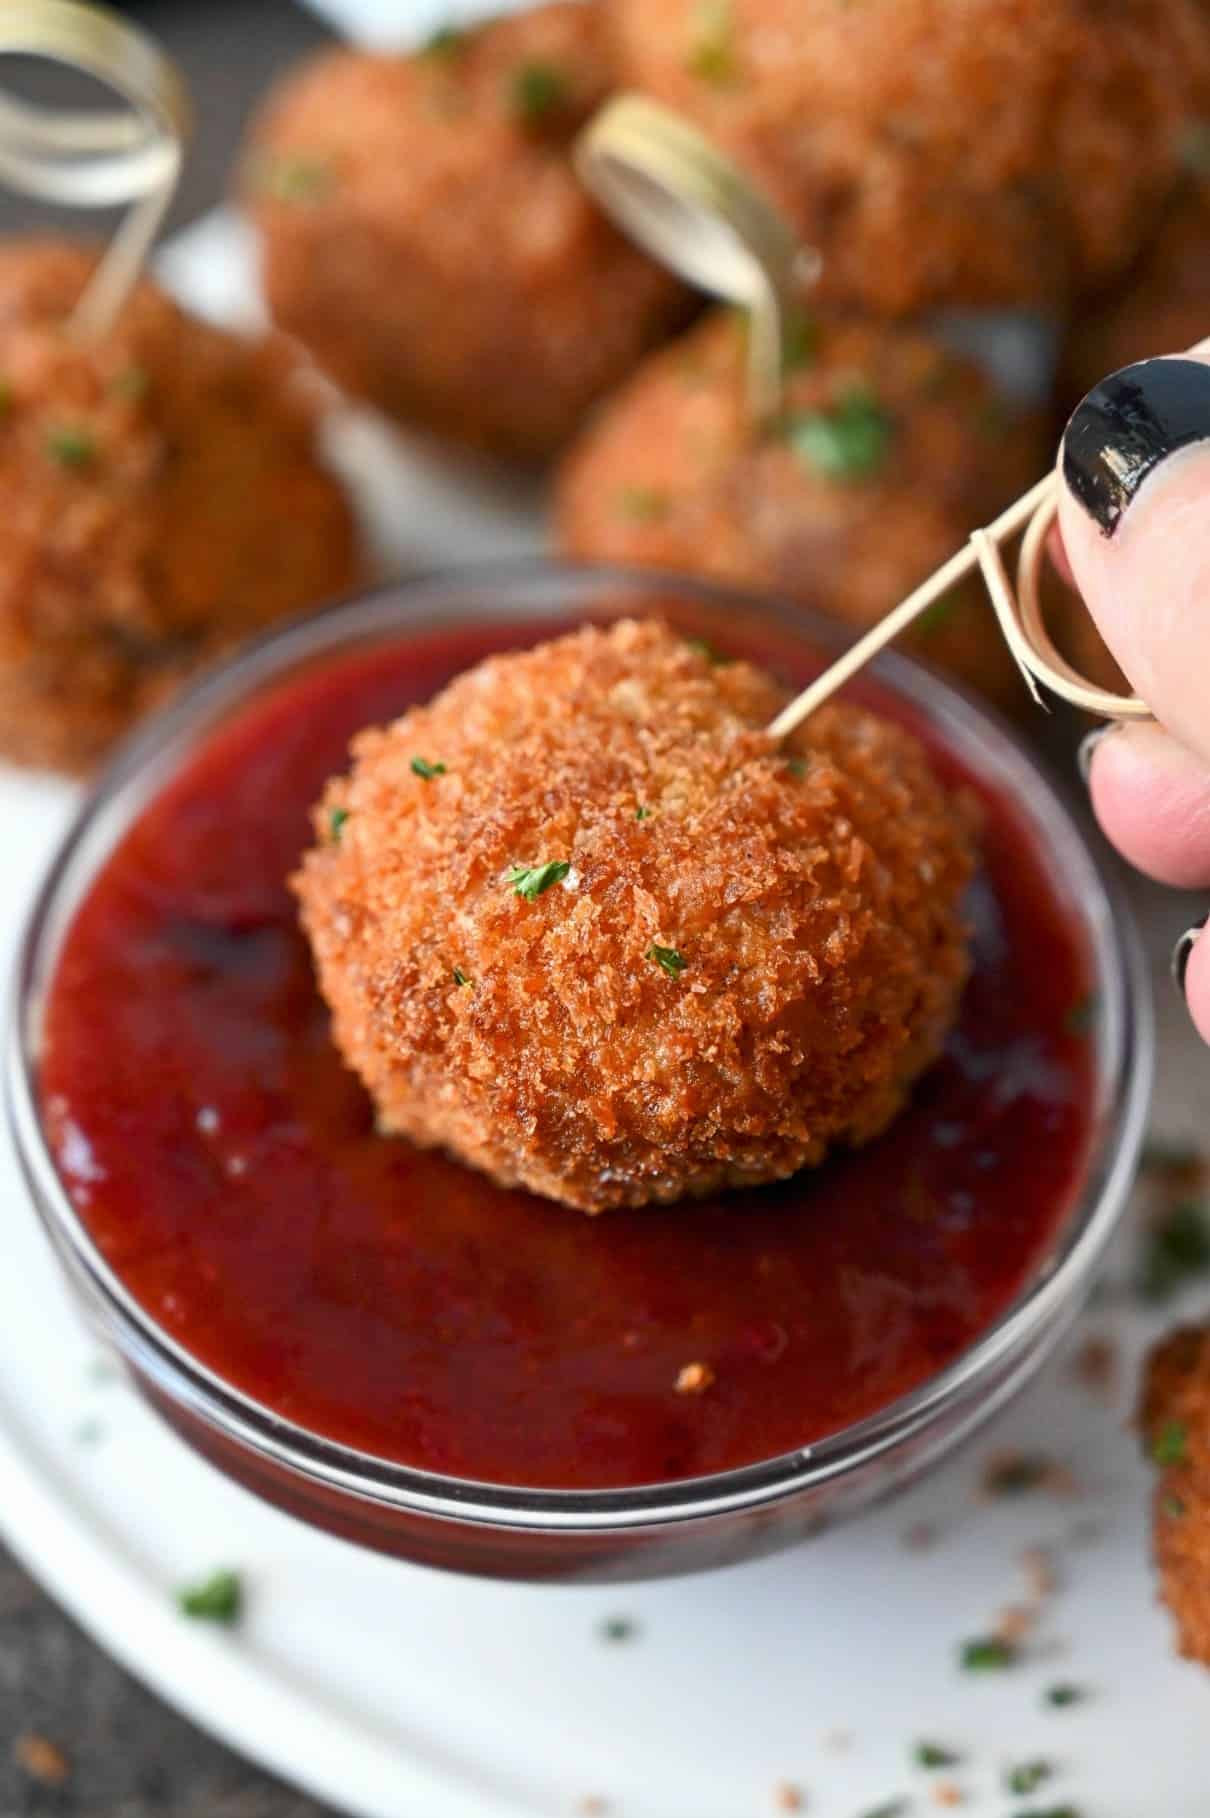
(177, 1568), (242, 1625)
(648, 945), (687, 979)
(1138, 1199), (1210, 1302)
(913, 1741), (959, 1770)
(411, 755), (447, 779)
(959, 1635), (1016, 1671)
(328, 806), (349, 843)
(1006, 1761), (1053, 1795)
(1153, 1419), (1189, 1467)
(510, 60), (569, 125)
(785, 386), (893, 483)
(46, 425), (95, 469)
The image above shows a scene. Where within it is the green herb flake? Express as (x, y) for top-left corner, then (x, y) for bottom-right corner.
(1006, 1761), (1053, 1796)
(509, 60), (569, 125)
(1138, 1200), (1210, 1302)
(784, 386), (893, 483)
(411, 755), (447, 780)
(857, 1803), (909, 1818)
(111, 364), (150, 402)
(984, 1452), (1052, 1496)
(648, 945), (687, 979)
(913, 1741), (959, 1770)
(959, 1635), (1016, 1672)
(1008, 1808), (1080, 1818)
(635, 805), (652, 821)
(1164, 1492), (1187, 1518)
(45, 424), (95, 470)
(784, 754), (808, 778)
(599, 1614), (638, 1643)
(617, 485), (671, 524)
(1044, 1683), (1085, 1709)
(452, 966), (472, 988)
(1063, 992), (1098, 1037)
(177, 1568), (242, 1625)
(687, 0), (735, 83)
(915, 597), (956, 640)
(685, 634), (727, 664)
(1153, 1419), (1189, 1467)
(328, 805), (350, 843)
(420, 22), (465, 58)
(508, 860), (571, 900)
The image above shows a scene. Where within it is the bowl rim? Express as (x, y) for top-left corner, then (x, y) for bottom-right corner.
(5, 561), (1154, 1532)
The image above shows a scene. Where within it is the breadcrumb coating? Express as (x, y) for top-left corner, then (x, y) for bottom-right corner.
(555, 308), (1044, 709)
(1142, 1324), (1210, 1665)
(295, 618), (976, 1212)
(0, 239), (360, 773)
(243, 3), (690, 461)
(605, 0), (1210, 315)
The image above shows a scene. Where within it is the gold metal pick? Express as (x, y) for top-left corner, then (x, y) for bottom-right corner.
(0, 0), (190, 339)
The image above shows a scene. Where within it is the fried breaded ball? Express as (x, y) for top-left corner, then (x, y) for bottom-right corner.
(295, 618), (976, 1213)
(243, 4), (691, 461)
(1142, 1324), (1210, 1664)
(1061, 176), (1210, 409)
(555, 309), (1045, 709)
(605, 0), (1210, 316)
(0, 239), (360, 774)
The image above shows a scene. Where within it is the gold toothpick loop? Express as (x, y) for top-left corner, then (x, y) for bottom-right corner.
(576, 94), (811, 423)
(767, 474), (1152, 741)
(0, 0), (190, 339)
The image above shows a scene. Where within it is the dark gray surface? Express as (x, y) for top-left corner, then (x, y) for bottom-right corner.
(1, 1540), (338, 1817)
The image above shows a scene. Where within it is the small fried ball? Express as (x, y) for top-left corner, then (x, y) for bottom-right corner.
(1061, 176), (1210, 409)
(295, 618), (976, 1213)
(0, 239), (360, 774)
(555, 309), (1045, 709)
(243, 4), (691, 461)
(604, 0), (1210, 315)
(1142, 1324), (1210, 1665)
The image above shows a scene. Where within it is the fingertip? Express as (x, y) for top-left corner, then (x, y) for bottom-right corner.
(1086, 722), (1210, 890)
(1180, 923), (1210, 1048)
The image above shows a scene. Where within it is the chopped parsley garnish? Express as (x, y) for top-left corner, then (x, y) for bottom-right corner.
(46, 425), (95, 469)
(420, 22), (465, 58)
(617, 485), (671, 523)
(1044, 1683), (1085, 1709)
(1009, 1809), (1079, 1818)
(959, 1635), (1016, 1671)
(253, 153), (334, 203)
(1006, 1761), (1053, 1796)
(411, 755), (447, 779)
(858, 1803), (908, 1818)
(1138, 1200), (1210, 1302)
(111, 364), (150, 402)
(688, 0), (735, 83)
(1164, 1492), (1187, 1518)
(916, 597), (956, 640)
(636, 805), (652, 821)
(685, 634), (726, 663)
(452, 967), (472, 988)
(648, 945), (687, 978)
(508, 860), (570, 900)
(913, 1741), (959, 1770)
(1063, 992), (1097, 1036)
(328, 805), (349, 843)
(1153, 1419), (1189, 1467)
(784, 386), (893, 483)
(509, 60), (569, 125)
(784, 755), (807, 778)
(599, 1615), (638, 1643)
(177, 1568), (242, 1625)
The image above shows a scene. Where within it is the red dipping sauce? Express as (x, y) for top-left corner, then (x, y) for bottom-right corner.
(38, 614), (1097, 1492)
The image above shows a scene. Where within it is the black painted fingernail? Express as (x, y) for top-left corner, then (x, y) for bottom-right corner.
(1077, 723), (1119, 786)
(1172, 914), (1208, 995)
(1063, 357), (1210, 537)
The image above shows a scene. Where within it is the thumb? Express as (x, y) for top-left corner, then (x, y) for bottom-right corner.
(1058, 354), (1210, 767)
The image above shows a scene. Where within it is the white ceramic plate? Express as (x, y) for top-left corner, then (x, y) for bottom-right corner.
(5, 4), (1210, 1812)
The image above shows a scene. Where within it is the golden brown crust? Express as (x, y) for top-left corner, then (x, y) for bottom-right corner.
(1142, 1325), (1210, 1665)
(295, 618), (976, 1212)
(605, 0), (1210, 315)
(0, 239), (361, 773)
(243, 5), (691, 460)
(554, 309), (1045, 709)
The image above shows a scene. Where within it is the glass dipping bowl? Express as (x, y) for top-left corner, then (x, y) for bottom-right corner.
(6, 567), (1152, 1583)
